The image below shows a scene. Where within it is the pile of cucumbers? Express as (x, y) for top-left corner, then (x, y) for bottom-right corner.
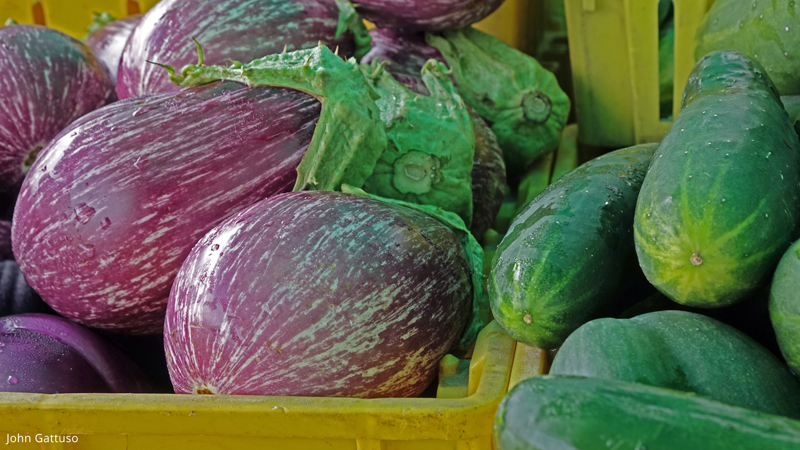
(489, 2), (800, 444)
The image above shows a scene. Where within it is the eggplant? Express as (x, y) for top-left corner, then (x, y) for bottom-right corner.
(0, 261), (53, 316)
(14, 46), (388, 334)
(0, 313), (150, 393)
(12, 81), (321, 334)
(0, 221), (10, 260)
(116, 0), (370, 99)
(469, 108), (506, 240)
(353, 0), (504, 31)
(165, 191), (475, 397)
(0, 24), (115, 199)
(363, 28), (570, 177)
(173, 46), (476, 224)
(84, 13), (142, 84)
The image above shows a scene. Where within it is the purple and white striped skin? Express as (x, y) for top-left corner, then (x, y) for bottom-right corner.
(0, 313), (151, 393)
(85, 15), (142, 84)
(12, 81), (320, 334)
(0, 221), (10, 260)
(0, 25), (115, 198)
(116, 0), (355, 99)
(356, 0), (505, 31)
(166, 191), (473, 398)
(361, 29), (444, 92)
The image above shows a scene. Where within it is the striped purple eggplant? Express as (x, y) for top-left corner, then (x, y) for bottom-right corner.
(12, 81), (321, 334)
(0, 24), (115, 199)
(361, 29), (443, 90)
(354, 0), (504, 31)
(165, 191), (474, 398)
(84, 13), (142, 84)
(116, 0), (369, 99)
(0, 313), (151, 393)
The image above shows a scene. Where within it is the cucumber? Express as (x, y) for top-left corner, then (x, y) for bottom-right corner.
(634, 50), (800, 307)
(549, 310), (800, 418)
(494, 376), (800, 450)
(489, 144), (657, 349)
(770, 238), (800, 374)
(695, 0), (800, 95)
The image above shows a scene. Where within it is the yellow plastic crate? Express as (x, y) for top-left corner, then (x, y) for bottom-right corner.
(565, 0), (716, 147)
(0, 321), (548, 450)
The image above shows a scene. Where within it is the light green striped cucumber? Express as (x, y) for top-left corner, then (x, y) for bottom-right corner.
(634, 50), (800, 308)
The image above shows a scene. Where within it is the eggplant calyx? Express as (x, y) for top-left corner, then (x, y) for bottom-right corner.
(426, 28), (570, 174)
(359, 57), (475, 226)
(21, 144), (43, 174)
(166, 45), (387, 192)
(4, 18), (19, 27)
(334, 0), (372, 61)
(522, 90), (552, 124)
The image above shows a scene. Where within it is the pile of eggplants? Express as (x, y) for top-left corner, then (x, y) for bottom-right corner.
(2, 0), (573, 398)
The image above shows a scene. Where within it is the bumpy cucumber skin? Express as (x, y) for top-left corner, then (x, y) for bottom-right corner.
(784, 95), (800, 136)
(770, 239), (800, 374)
(488, 144), (656, 349)
(550, 310), (800, 419)
(634, 50), (800, 308)
(494, 376), (800, 450)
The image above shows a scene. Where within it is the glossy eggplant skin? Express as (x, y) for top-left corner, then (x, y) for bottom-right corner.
(356, 0), (504, 31)
(12, 81), (320, 334)
(0, 261), (53, 317)
(85, 14), (142, 84)
(0, 313), (151, 393)
(116, 0), (356, 99)
(0, 25), (115, 198)
(0, 221), (11, 260)
(165, 191), (473, 398)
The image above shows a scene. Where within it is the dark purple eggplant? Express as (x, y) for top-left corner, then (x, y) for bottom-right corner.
(0, 313), (151, 393)
(0, 221), (10, 260)
(0, 261), (53, 316)
(469, 108), (506, 240)
(355, 0), (504, 31)
(84, 13), (142, 84)
(0, 24), (115, 198)
(116, 0), (368, 99)
(12, 81), (321, 334)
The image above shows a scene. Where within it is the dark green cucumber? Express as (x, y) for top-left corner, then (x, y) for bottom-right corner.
(695, 0), (800, 96)
(770, 238), (800, 374)
(634, 50), (800, 307)
(494, 376), (800, 450)
(488, 144), (657, 349)
(550, 310), (800, 418)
